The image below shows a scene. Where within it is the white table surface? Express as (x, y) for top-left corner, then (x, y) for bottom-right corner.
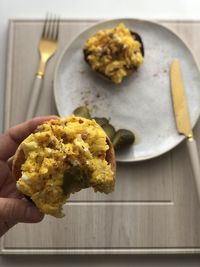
(1, 0), (200, 265)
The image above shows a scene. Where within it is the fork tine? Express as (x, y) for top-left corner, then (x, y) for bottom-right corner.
(54, 16), (60, 41)
(49, 15), (56, 40)
(48, 16), (55, 40)
(47, 14), (54, 40)
(45, 14), (54, 40)
(50, 16), (59, 41)
(42, 14), (49, 39)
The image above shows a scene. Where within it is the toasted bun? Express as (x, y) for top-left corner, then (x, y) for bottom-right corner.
(12, 145), (26, 181)
(106, 137), (116, 174)
(83, 30), (144, 83)
(12, 117), (116, 217)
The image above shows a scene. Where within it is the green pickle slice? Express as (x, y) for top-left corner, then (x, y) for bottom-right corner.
(113, 129), (135, 150)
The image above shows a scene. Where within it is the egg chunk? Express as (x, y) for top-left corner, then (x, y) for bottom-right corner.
(14, 117), (115, 218)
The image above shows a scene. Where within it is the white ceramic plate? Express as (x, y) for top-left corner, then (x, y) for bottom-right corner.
(54, 19), (200, 162)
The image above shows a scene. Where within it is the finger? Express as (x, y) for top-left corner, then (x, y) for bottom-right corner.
(0, 115), (59, 161)
(0, 198), (44, 223)
(8, 116), (59, 143)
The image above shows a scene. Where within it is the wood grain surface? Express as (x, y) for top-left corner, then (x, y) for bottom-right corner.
(1, 20), (200, 254)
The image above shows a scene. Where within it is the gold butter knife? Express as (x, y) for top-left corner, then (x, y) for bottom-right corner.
(170, 58), (200, 201)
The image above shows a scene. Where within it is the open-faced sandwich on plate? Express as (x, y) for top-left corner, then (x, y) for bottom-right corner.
(12, 117), (116, 218)
(83, 22), (144, 84)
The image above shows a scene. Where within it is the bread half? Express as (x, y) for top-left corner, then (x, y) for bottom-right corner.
(12, 117), (116, 217)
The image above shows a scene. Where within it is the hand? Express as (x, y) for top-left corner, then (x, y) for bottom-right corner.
(0, 116), (58, 237)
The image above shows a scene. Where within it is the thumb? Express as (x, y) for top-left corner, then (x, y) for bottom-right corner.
(0, 198), (44, 223)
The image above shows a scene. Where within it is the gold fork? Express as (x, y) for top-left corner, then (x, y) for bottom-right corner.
(26, 15), (59, 120)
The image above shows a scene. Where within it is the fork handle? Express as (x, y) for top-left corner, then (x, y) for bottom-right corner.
(26, 76), (43, 120)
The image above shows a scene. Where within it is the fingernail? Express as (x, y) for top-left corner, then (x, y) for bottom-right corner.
(25, 206), (44, 222)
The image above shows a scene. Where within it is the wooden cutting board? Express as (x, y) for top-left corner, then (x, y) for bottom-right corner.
(1, 19), (200, 254)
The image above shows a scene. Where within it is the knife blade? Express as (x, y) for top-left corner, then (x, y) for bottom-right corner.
(170, 58), (200, 202)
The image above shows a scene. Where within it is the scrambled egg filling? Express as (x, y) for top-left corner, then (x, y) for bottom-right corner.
(84, 23), (144, 84)
(16, 117), (114, 217)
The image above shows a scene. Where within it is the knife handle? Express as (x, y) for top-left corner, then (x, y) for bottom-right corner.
(187, 137), (200, 202)
(26, 76), (43, 120)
